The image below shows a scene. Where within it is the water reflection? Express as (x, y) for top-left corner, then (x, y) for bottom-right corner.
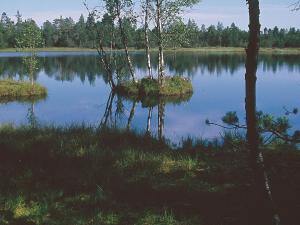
(0, 52), (299, 143)
(99, 91), (192, 140)
(0, 53), (299, 83)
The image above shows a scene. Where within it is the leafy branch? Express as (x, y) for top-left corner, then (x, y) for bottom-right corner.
(206, 109), (300, 144)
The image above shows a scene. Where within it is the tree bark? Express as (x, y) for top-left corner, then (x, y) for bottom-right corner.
(116, 1), (136, 82)
(144, 0), (153, 79)
(156, 0), (165, 86)
(96, 37), (115, 89)
(245, 1), (280, 225)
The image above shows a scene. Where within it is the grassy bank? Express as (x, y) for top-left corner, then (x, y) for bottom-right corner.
(0, 125), (300, 225)
(0, 80), (47, 101)
(165, 47), (300, 55)
(0, 47), (300, 54)
(0, 47), (98, 52)
(115, 76), (193, 97)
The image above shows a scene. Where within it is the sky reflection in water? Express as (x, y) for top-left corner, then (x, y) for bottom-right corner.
(0, 52), (299, 144)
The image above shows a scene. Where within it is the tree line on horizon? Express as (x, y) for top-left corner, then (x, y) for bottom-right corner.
(0, 11), (300, 49)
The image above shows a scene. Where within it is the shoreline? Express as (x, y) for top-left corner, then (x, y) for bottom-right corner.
(0, 47), (299, 55)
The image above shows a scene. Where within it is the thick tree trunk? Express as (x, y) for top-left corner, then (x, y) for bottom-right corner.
(245, 1), (280, 225)
(144, 0), (153, 79)
(116, 1), (136, 82)
(156, 0), (165, 86)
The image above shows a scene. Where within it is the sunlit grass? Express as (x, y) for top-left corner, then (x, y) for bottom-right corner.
(115, 76), (193, 97)
(0, 80), (47, 101)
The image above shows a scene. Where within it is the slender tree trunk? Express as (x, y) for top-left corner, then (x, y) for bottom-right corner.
(116, 1), (136, 82)
(245, 1), (280, 225)
(156, 0), (165, 86)
(144, 0), (153, 79)
(97, 37), (115, 89)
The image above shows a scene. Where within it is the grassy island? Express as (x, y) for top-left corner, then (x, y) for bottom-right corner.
(115, 76), (193, 97)
(0, 80), (47, 102)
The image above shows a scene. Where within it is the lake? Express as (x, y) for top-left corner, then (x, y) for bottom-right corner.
(0, 51), (300, 144)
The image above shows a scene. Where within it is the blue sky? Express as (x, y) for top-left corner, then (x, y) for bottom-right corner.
(1, 0), (300, 29)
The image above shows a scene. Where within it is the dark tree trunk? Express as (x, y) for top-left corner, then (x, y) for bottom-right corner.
(245, 1), (280, 225)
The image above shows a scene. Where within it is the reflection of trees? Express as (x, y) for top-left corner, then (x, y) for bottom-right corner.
(27, 101), (38, 128)
(146, 107), (153, 134)
(126, 101), (137, 130)
(99, 92), (191, 140)
(158, 99), (165, 140)
(1, 53), (299, 83)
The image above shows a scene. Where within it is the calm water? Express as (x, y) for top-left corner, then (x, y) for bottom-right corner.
(0, 51), (300, 143)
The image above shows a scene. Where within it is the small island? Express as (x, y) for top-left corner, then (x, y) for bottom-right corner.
(115, 76), (193, 97)
(0, 80), (47, 102)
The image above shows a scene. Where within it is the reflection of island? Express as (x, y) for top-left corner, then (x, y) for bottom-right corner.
(99, 91), (192, 140)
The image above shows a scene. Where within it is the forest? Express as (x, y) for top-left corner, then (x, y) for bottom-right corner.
(1, 11), (300, 49)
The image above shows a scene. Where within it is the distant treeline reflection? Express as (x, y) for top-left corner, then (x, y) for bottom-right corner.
(0, 53), (299, 84)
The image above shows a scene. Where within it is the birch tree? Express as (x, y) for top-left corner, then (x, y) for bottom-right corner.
(104, 0), (137, 82)
(143, 0), (153, 78)
(16, 20), (42, 89)
(153, 0), (200, 86)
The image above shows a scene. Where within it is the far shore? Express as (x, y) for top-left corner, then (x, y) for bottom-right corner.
(0, 47), (300, 54)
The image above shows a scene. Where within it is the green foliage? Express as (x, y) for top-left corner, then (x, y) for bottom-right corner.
(0, 12), (299, 49)
(222, 112), (239, 125)
(15, 20), (43, 50)
(219, 110), (300, 144)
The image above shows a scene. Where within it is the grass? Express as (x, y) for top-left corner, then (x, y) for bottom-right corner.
(1, 47), (299, 54)
(165, 47), (300, 55)
(0, 125), (300, 225)
(0, 47), (98, 52)
(115, 76), (193, 98)
(0, 80), (47, 102)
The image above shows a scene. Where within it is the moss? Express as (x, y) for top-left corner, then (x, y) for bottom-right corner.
(0, 80), (47, 102)
(115, 76), (193, 98)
